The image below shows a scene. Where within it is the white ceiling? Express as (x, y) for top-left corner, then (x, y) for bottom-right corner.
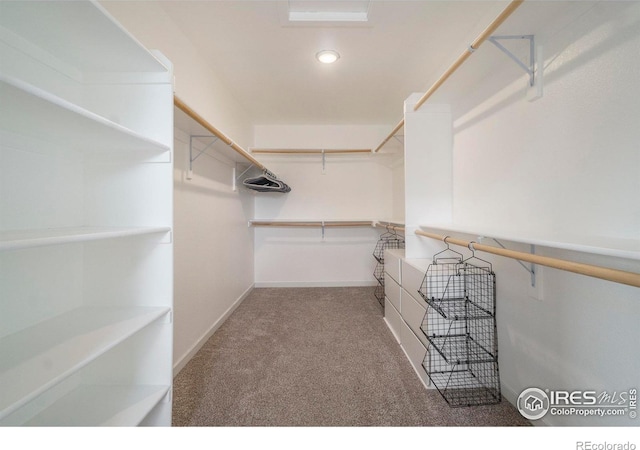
(153, 0), (519, 125)
(123, 1), (593, 127)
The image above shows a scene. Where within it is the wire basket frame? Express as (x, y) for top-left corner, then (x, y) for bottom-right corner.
(374, 283), (385, 306)
(373, 262), (385, 285)
(373, 232), (405, 263)
(422, 347), (501, 407)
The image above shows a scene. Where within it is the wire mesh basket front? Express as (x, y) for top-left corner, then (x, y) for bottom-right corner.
(422, 347), (501, 407)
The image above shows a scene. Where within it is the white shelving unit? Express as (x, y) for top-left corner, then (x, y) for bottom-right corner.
(0, 1), (174, 426)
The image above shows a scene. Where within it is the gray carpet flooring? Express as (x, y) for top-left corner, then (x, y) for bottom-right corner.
(172, 287), (530, 426)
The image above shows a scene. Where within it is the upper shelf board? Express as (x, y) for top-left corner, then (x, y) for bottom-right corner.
(0, 1), (168, 76)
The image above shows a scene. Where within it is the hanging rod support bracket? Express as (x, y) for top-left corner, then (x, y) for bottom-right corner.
(233, 162), (254, 192)
(488, 34), (535, 86)
(188, 135), (220, 179)
(488, 237), (536, 286)
(236, 163), (253, 181)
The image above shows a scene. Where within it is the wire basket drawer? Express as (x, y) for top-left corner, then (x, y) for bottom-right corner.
(419, 261), (495, 320)
(422, 347), (501, 407)
(420, 306), (498, 365)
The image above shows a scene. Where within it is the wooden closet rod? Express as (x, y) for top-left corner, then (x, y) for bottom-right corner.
(173, 96), (267, 171)
(251, 221), (373, 228)
(374, 222), (405, 233)
(415, 230), (640, 289)
(251, 149), (372, 155)
(373, 0), (524, 152)
(373, 119), (404, 153)
(413, 0), (524, 111)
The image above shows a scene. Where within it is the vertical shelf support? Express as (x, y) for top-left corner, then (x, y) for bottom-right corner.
(487, 35), (535, 86)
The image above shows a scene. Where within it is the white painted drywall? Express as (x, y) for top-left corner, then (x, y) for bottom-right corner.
(408, 2), (640, 426)
(403, 100), (452, 259)
(252, 125), (399, 286)
(172, 129), (255, 374)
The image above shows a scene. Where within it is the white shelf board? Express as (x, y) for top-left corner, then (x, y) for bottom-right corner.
(17, 385), (170, 427)
(420, 223), (640, 261)
(0, 1), (168, 76)
(0, 226), (171, 252)
(0, 75), (171, 153)
(0, 306), (171, 420)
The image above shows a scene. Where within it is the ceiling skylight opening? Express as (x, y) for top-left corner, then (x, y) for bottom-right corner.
(288, 1), (371, 23)
(289, 11), (368, 22)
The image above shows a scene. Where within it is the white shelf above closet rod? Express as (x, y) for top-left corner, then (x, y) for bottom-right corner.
(373, 0), (525, 153)
(416, 229), (640, 289)
(251, 149), (372, 155)
(250, 220), (373, 228)
(250, 220), (374, 239)
(250, 148), (374, 173)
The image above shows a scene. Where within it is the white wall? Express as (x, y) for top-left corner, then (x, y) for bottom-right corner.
(408, 2), (640, 426)
(391, 159), (405, 222)
(252, 125), (400, 286)
(101, 1), (257, 373)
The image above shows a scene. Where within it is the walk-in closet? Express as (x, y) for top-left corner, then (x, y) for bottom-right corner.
(1, 0), (639, 442)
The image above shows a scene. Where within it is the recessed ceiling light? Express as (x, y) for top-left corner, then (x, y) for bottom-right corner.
(316, 50), (340, 64)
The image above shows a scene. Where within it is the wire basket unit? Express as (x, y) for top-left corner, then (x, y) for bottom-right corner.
(372, 227), (405, 308)
(419, 247), (500, 407)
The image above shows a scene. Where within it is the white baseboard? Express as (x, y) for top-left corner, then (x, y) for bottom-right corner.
(383, 317), (401, 344)
(173, 283), (254, 377)
(254, 280), (378, 288)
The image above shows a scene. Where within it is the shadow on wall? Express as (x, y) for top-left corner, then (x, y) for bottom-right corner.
(452, 2), (640, 134)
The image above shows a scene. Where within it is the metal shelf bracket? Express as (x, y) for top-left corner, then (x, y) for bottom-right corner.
(488, 35), (535, 86)
(489, 238), (537, 287)
(233, 162), (254, 192)
(187, 135), (219, 180)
